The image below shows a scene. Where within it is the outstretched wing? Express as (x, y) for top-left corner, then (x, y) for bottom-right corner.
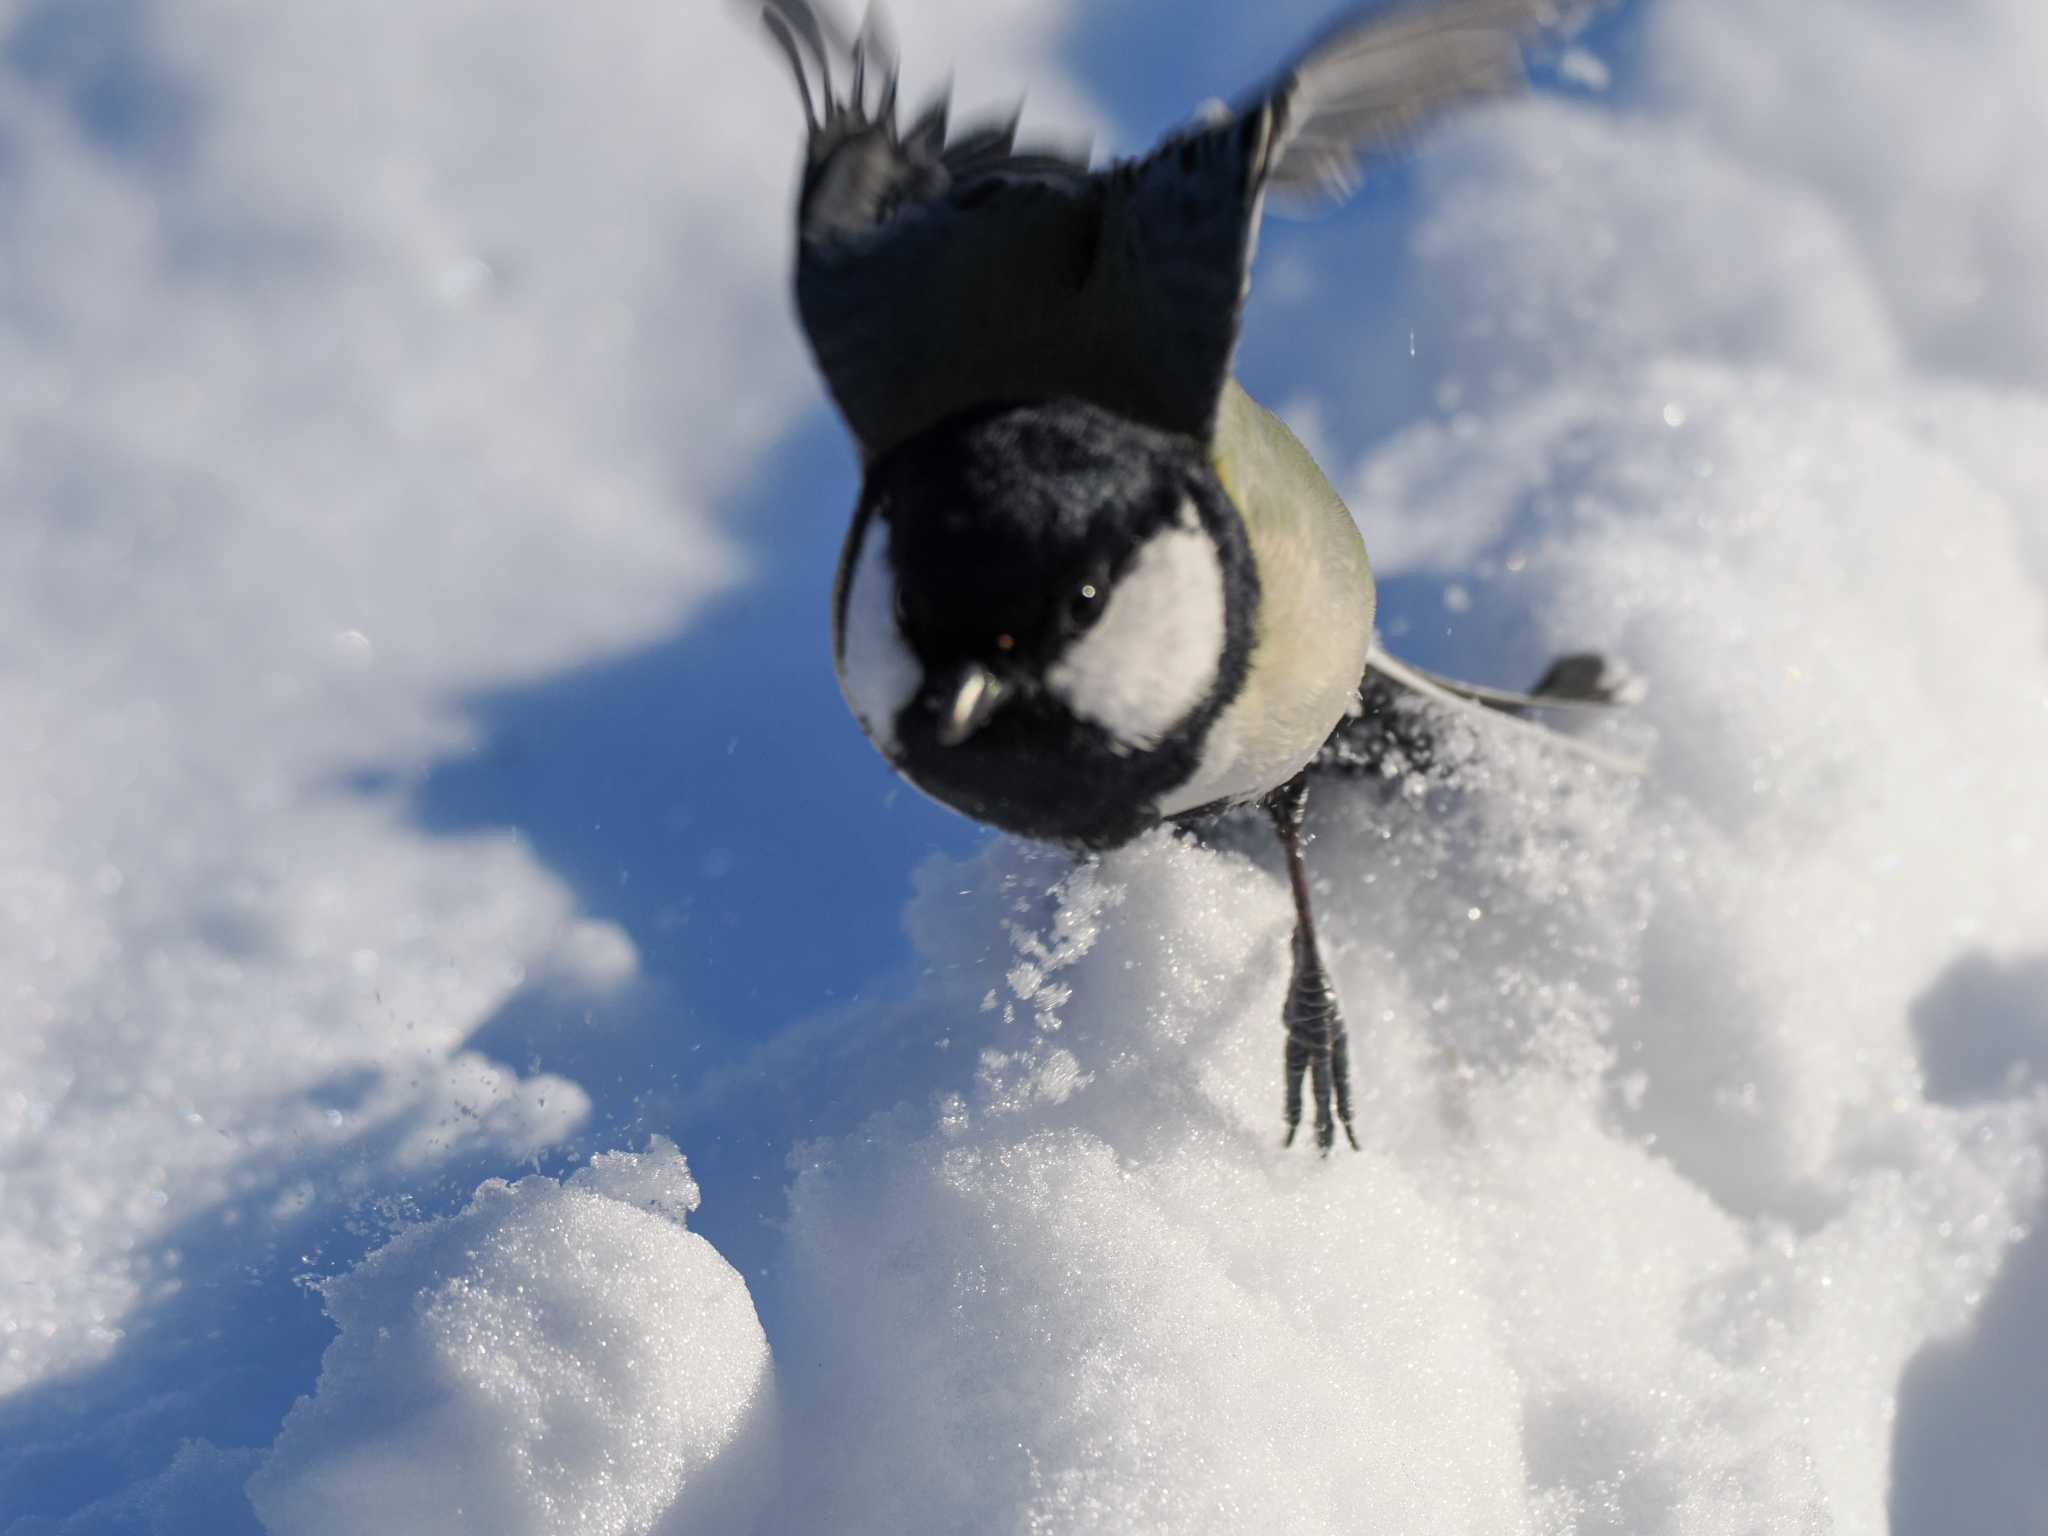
(760, 0), (1563, 460)
(1315, 648), (1647, 779)
(1252, 0), (1566, 205)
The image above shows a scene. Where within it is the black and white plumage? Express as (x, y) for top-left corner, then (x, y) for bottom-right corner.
(755, 0), (1626, 1152)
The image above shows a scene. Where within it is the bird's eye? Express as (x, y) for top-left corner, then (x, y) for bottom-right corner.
(1068, 579), (1106, 631)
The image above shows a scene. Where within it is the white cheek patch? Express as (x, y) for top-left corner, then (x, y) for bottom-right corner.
(1048, 516), (1227, 752)
(837, 518), (923, 755)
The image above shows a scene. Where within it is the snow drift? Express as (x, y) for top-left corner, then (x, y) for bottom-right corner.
(5, 0), (2048, 1532)
(249, 1140), (771, 1536)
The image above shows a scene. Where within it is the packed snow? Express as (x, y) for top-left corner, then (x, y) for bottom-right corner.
(4, 1), (2046, 1532)
(249, 1140), (771, 1536)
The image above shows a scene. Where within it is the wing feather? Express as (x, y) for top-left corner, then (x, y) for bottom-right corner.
(757, 0), (1570, 457)
(1258, 0), (1567, 202)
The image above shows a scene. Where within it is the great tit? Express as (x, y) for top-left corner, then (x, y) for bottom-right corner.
(755, 0), (1630, 1151)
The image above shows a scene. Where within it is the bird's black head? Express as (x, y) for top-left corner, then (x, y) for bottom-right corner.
(833, 397), (1259, 850)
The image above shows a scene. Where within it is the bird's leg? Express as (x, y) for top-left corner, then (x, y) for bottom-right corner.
(1266, 771), (1358, 1154)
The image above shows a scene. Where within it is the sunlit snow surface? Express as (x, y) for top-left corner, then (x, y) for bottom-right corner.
(4, 0), (2048, 1532)
(249, 1139), (771, 1536)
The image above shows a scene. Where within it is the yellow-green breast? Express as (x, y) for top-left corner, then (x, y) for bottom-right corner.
(1157, 380), (1376, 816)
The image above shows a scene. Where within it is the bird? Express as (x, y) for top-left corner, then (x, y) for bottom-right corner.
(752, 0), (1632, 1152)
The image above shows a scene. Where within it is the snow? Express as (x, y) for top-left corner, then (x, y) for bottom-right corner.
(4, 0), (2047, 1532)
(248, 1140), (771, 1536)
(1646, 0), (2048, 386)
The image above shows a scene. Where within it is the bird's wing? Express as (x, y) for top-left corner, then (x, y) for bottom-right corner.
(1381, 650), (1646, 714)
(1250, 0), (1566, 207)
(760, 0), (1562, 459)
(1356, 649), (1648, 775)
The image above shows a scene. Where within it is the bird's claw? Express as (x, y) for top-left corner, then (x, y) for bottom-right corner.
(1281, 933), (1358, 1155)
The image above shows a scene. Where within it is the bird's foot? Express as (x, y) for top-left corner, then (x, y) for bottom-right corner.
(1281, 936), (1358, 1155)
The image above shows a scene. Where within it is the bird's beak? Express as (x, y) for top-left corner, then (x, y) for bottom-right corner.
(931, 662), (1010, 747)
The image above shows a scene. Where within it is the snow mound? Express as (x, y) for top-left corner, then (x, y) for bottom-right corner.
(247, 1140), (771, 1536)
(737, 341), (2048, 1530)
(9, 0), (2048, 1529)
(1648, 0), (2048, 385)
